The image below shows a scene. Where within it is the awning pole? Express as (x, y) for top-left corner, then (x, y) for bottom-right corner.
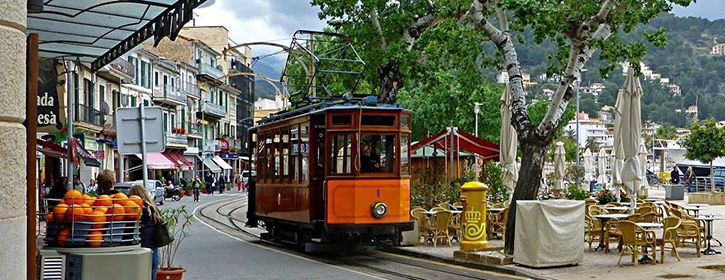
(26, 32), (39, 280)
(67, 61), (75, 190)
(139, 93), (149, 189)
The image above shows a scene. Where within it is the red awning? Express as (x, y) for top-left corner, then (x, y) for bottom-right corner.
(411, 127), (500, 161)
(163, 151), (194, 171)
(37, 139), (67, 159)
(134, 152), (176, 170)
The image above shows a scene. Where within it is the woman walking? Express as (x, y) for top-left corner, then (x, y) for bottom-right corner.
(685, 166), (695, 192)
(129, 185), (163, 280)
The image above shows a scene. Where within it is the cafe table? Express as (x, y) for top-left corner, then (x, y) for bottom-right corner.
(604, 206), (630, 213)
(635, 222), (662, 264)
(593, 214), (631, 251)
(695, 214), (723, 255)
(682, 204), (709, 217)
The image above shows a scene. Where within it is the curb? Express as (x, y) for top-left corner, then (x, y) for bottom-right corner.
(380, 247), (547, 280)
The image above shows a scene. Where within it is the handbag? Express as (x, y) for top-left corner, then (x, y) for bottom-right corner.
(153, 207), (174, 247)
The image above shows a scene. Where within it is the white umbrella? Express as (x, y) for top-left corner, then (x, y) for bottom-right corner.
(638, 143), (649, 195)
(583, 148), (594, 190)
(500, 85), (518, 200)
(612, 89), (625, 201)
(597, 148), (608, 186)
(619, 67), (644, 212)
(554, 141), (566, 193)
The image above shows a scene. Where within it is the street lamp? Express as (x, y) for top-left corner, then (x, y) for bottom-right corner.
(474, 102), (481, 181)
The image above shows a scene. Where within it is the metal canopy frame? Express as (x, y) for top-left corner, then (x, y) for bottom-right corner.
(280, 30), (366, 108)
(28, 0), (208, 71)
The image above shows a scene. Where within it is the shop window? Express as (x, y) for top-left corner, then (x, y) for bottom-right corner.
(360, 134), (396, 173)
(361, 115), (395, 126)
(330, 134), (352, 174)
(401, 135), (410, 175)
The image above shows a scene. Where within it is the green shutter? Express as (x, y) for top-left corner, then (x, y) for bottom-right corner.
(141, 61), (146, 87)
(131, 96), (137, 107)
(163, 112), (168, 132)
(181, 108), (186, 130)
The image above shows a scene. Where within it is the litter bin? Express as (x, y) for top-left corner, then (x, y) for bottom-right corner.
(665, 184), (685, 200)
(514, 200), (584, 267)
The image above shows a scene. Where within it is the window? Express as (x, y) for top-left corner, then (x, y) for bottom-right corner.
(361, 115), (395, 126)
(282, 129), (289, 178)
(99, 85), (105, 106)
(331, 134), (352, 174)
(181, 108), (186, 130)
(401, 135), (410, 175)
(131, 96), (137, 107)
(331, 115), (352, 126)
(143, 99), (149, 107)
(360, 134), (396, 173)
(163, 112), (168, 132)
(112, 90), (119, 111)
(163, 75), (168, 93)
(83, 78), (93, 108)
(154, 71), (159, 87)
(171, 78), (175, 90)
(301, 125), (309, 181)
(141, 61), (147, 87)
(258, 134), (267, 181)
(401, 115), (409, 128)
(273, 132), (280, 178)
(170, 113), (176, 132)
(291, 126), (298, 182)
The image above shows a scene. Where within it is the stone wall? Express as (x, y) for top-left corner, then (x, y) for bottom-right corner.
(0, 0), (27, 279)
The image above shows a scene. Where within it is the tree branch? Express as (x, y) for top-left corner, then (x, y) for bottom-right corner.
(370, 8), (387, 48)
(402, 13), (440, 51)
(494, 4), (508, 33)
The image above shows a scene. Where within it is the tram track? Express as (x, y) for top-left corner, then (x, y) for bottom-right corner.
(194, 196), (531, 280)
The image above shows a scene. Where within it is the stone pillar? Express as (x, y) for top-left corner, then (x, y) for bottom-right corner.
(0, 0), (28, 279)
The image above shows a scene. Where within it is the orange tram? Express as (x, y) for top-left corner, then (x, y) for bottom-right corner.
(245, 97), (413, 252)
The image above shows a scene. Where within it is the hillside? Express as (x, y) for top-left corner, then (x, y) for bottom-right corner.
(508, 13), (725, 127)
(251, 60), (284, 100)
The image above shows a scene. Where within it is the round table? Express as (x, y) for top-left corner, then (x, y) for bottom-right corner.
(593, 214), (631, 251)
(683, 204), (709, 217)
(604, 206), (630, 213)
(635, 222), (662, 264)
(695, 214), (723, 255)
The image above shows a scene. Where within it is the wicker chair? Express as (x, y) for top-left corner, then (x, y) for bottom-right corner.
(585, 215), (604, 251)
(640, 212), (658, 223)
(448, 212), (462, 242)
(606, 202), (623, 207)
(431, 210), (452, 247)
(413, 211), (432, 244)
(588, 205), (609, 216)
(438, 202), (455, 210)
(490, 207), (509, 241)
(452, 201), (463, 208)
(673, 209), (703, 257)
(657, 216), (682, 263)
(617, 220), (657, 266)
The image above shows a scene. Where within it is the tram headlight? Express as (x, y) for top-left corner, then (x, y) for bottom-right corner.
(371, 202), (387, 219)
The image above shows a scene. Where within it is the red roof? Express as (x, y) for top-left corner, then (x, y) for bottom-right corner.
(411, 128), (500, 161)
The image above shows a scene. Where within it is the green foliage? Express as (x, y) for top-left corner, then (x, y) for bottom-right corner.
(86, 190), (98, 197)
(566, 165), (585, 183)
(565, 185), (590, 201)
(682, 118), (725, 164)
(481, 160), (507, 203)
(410, 167), (464, 209)
(184, 182), (192, 191)
(159, 205), (193, 270)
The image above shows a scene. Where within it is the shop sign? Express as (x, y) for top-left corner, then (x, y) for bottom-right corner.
(217, 138), (229, 152)
(93, 150), (105, 160)
(221, 153), (238, 159)
(36, 59), (66, 132)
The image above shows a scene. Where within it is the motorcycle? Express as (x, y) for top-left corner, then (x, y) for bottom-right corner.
(164, 185), (182, 201)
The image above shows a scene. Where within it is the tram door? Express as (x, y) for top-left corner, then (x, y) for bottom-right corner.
(310, 118), (326, 221)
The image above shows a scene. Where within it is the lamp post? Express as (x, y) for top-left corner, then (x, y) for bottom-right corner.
(474, 102), (480, 181)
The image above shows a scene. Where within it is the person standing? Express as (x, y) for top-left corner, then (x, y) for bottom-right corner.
(73, 175), (86, 194)
(86, 179), (98, 194)
(218, 175), (225, 194)
(205, 173), (214, 195)
(670, 166), (681, 185)
(129, 185), (162, 280)
(685, 166), (695, 192)
(192, 175), (202, 202)
(96, 170), (119, 196)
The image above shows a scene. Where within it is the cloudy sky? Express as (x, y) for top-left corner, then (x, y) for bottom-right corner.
(190, 0), (724, 67)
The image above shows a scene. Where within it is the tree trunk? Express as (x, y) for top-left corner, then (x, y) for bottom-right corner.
(711, 161), (715, 193)
(504, 138), (548, 254)
(378, 61), (402, 103)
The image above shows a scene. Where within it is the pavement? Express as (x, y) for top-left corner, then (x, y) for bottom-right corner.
(396, 187), (725, 280)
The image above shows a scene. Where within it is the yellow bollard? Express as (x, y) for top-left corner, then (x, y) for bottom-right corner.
(460, 181), (489, 252)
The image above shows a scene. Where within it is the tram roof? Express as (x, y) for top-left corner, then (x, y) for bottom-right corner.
(253, 99), (410, 128)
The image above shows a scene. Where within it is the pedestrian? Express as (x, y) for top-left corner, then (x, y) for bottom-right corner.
(218, 175), (225, 194)
(236, 174), (242, 192)
(670, 166), (681, 185)
(47, 176), (68, 208)
(685, 166), (695, 192)
(192, 175), (202, 202)
(129, 185), (163, 280)
(73, 175), (86, 194)
(86, 179), (98, 194)
(96, 169), (119, 196)
(205, 173), (214, 195)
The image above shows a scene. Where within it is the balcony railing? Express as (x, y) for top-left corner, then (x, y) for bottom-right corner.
(181, 82), (201, 98)
(110, 58), (135, 79)
(197, 63), (224, 80)
(75, 104), (104, 127)
(153, 85), (187, 105)
(166, 133), (188, 146)
(201, 101), (226, 118)
(187, 122), (202, 136)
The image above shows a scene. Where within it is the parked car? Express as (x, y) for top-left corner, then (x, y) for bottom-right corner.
(126, 180), (165, 205)
(241, 170), (256, 183)
(711, 168), (725, 187)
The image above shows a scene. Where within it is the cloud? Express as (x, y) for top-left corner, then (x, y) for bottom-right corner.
(672, 0), (725, 20)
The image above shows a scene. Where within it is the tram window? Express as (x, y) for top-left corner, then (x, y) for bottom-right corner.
(258, 134), (266, 181)
(361, 134), (396, 173)
(282, 130), (290, 178)
(331, 115), (352, 126)
(401, 135), (410, 175)
(361, 115), (395, 126)
(401, 116), (409, 128)
(290, 126), (298, 182)
(301, 125), (309, 181)
(331, 134), (352, 174)
(274, 133), (280, 178)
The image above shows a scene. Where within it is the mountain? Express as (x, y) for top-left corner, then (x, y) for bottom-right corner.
(252, 59), (285, 100)
(510, 13), (725, 127)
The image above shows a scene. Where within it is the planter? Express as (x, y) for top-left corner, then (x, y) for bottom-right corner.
(688, 192), (725, 205)
(157, 268), (186, 280)
(185, 190), (193, 196)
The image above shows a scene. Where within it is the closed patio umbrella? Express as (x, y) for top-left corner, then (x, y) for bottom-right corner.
(500, 85), (518, 200)
(597, 148), (608, 186)
(583, 148), (594, 190)
(638, 143), (649, 195)
(554, 141), (566, 195)
(612, 89), (625, 201)
(619, 67), (644, 212)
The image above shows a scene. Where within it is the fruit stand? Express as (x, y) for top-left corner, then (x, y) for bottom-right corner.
(38, 190), (152, 280)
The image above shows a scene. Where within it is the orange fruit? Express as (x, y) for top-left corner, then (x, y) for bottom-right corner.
(121, 200), (141, 220)
(95, 195), (112, 207)
(129, 195), (143, 207)
(57, 228), (70, 247)
(81, 203), (93, 214)
(64, 189), (83, 205)
(94, 206), (108, 214)
(66, 204), (86, 221)
(82, 194), (95, 206)
(86, 230), (103, 247)
(112, 193), (128, 200)
(110, 203), (125, 221)
(53, 203), (68, 221)
(46, 213), (54, 222)
(89, 210), (107, 229)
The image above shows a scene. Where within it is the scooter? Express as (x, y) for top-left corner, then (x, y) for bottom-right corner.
(164, 186), (182, 201)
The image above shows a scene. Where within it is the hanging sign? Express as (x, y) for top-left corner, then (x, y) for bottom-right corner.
(36, 59), (66, 132)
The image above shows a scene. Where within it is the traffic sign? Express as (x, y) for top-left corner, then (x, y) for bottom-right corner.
(116, 106), (165, 155)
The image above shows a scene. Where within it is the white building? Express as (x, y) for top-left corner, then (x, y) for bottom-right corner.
(565, 112), (608, 147)
(711, 43), (725, 55)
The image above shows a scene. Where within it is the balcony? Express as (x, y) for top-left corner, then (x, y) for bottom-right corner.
(199, 101), (226, 119)
(229, 139), (244, 152)
(98, 58), (135, 82)
(186, 122), (202, 139)
(166, 132), (188, 148)
(153, 85), (187, 106)
(197, 63), (224, 80)
(181, 82), (201, 98)
(75, 104), (105, 130)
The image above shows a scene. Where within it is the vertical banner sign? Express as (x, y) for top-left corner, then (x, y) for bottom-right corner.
(37, 59), (66, 132)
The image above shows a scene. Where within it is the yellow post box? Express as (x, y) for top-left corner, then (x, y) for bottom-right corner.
(460, 181), (489, 251)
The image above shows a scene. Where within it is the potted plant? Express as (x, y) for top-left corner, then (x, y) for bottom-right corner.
(184, 182), (193, 196)
(157, 205), (193, 280)
(596, 189), (616, 205)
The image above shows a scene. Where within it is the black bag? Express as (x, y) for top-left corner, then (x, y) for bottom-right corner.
(153, 208), (174, 247)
